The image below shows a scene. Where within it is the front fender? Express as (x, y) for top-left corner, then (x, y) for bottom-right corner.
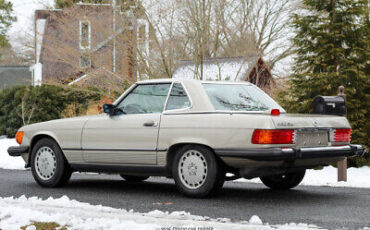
(20, 131), (62, 167)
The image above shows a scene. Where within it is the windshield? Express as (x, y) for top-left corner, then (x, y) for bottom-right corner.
(202, 83), (284, 112)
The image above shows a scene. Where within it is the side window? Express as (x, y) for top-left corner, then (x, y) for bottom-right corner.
(79, 55), (91, 68)
(166, 83), (191, 110)
(116, 84), (170, 115)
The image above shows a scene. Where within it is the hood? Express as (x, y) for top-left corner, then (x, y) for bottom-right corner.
(271, 113), (350, 129)
(21, 114), (105, 131)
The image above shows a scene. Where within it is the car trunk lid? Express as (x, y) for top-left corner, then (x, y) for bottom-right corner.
(271, 114), (350, 147)
(271, 113), (350, 129)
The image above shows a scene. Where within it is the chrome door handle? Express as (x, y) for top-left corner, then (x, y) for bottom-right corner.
(143, 120), (157, 127)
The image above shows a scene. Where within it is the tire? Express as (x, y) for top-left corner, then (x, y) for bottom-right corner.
(30, 138), (72, 187)
(260, 170), (306, 190)
(120, 175), (149, 182)
(172, 145), (225, 198)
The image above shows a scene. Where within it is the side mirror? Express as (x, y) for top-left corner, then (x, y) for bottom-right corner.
(103, 104), (115, 115)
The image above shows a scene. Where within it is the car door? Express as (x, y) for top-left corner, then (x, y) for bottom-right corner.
(82, 83), (171, 165)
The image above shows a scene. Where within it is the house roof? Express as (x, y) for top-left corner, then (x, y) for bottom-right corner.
(35, 3), (112, 20)
(172, 55), (260, 81)
(0, 66), (32, 89)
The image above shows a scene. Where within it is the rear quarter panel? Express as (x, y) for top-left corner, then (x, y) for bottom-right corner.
(157, 113), (275, 165)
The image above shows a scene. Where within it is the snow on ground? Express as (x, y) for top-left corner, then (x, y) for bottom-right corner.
(0, 195), (322, 230)
(0, 138), (25, 170)
(1, 138), (369, 188)
(296, 165), (370, 188)
(235, 166), (370, 188)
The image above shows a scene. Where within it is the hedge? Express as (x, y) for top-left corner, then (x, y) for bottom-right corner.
(0, 85), (101, 137)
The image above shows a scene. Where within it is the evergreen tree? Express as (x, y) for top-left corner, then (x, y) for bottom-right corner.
(0, 0), (16, 50)
(280, 0), (369, 165)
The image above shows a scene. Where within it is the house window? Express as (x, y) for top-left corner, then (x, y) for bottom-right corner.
(137, 19), (149, 54)
(80, 55), (91, 68)
(80, 20), (91, 49)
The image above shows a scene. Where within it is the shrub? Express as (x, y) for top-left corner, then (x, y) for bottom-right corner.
(0, 85), (101, 137)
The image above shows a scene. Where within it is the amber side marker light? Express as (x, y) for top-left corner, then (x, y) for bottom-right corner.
(15, 131), (24, 144)
(252, 129), (295, 144)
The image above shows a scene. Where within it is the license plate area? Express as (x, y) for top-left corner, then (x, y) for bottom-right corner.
(296, 130), (329, 147)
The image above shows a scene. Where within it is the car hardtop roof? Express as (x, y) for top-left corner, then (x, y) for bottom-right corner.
(136, 78), (253, 86)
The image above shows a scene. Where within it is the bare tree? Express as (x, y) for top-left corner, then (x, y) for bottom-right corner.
(17, 87), (37, 126)
(25, 0), (296, 87)
(241, 0), (296, 70)
(0, 46), (30, 65)
(133, 0), (296, 79)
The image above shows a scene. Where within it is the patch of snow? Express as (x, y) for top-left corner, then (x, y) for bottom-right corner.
(278, 223), (323, 230)
(249, 215), (263, 225)
(0, 138), (25, 170)
(301, 166), (370, 188)
(25, 226), (36, 230)
(235, 166), (370, 188)
(0, 195), (323, 230)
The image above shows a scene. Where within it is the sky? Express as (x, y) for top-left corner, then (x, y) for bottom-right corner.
(7, 0), (54, 52)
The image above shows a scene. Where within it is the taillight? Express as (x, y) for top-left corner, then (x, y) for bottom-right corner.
(252, 129), (295, 144)
(15, 131), (24, 144)
(331, 129), (351, 142)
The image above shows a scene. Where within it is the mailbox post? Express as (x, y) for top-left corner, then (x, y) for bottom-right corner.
(337, 86), (347, 182)
(312, 86), (348, 181)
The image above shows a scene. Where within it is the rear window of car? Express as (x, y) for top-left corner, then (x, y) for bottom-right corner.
(202, 83), (284, 112)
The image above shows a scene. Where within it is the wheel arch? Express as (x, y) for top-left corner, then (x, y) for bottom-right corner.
(165, 142), (223, 174)
(27, 133), (64, 167)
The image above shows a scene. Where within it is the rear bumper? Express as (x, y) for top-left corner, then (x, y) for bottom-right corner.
(215, 144), (366, 161)
(7, 146), (29, 157)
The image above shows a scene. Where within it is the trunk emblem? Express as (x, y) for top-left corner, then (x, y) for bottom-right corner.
(313, 121), (319, 127)
(277, 122), (294, 127)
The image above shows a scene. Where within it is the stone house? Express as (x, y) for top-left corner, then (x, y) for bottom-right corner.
(32, 2), (146, 88)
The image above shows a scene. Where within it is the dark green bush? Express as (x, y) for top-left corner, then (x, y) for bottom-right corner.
(0, 85), (101, 137)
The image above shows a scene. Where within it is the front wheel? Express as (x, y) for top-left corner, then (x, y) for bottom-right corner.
(260, 170), (306, 190)
(31, 138), (72, 187)
(172, 145), (225, 198)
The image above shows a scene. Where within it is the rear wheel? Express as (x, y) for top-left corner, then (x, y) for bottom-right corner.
(120, 175), (149, 182)
(172, 145), (225, 198)
(260, 170), (306, 190)
(31, 138), (72, 187)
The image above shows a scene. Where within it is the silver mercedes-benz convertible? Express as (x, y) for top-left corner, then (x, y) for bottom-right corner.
(8, 79), (365, 197)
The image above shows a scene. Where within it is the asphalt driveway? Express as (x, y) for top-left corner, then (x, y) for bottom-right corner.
(0, 169), (369, 229)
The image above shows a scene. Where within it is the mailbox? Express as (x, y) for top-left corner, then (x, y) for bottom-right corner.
(313, 96), (346, 116)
